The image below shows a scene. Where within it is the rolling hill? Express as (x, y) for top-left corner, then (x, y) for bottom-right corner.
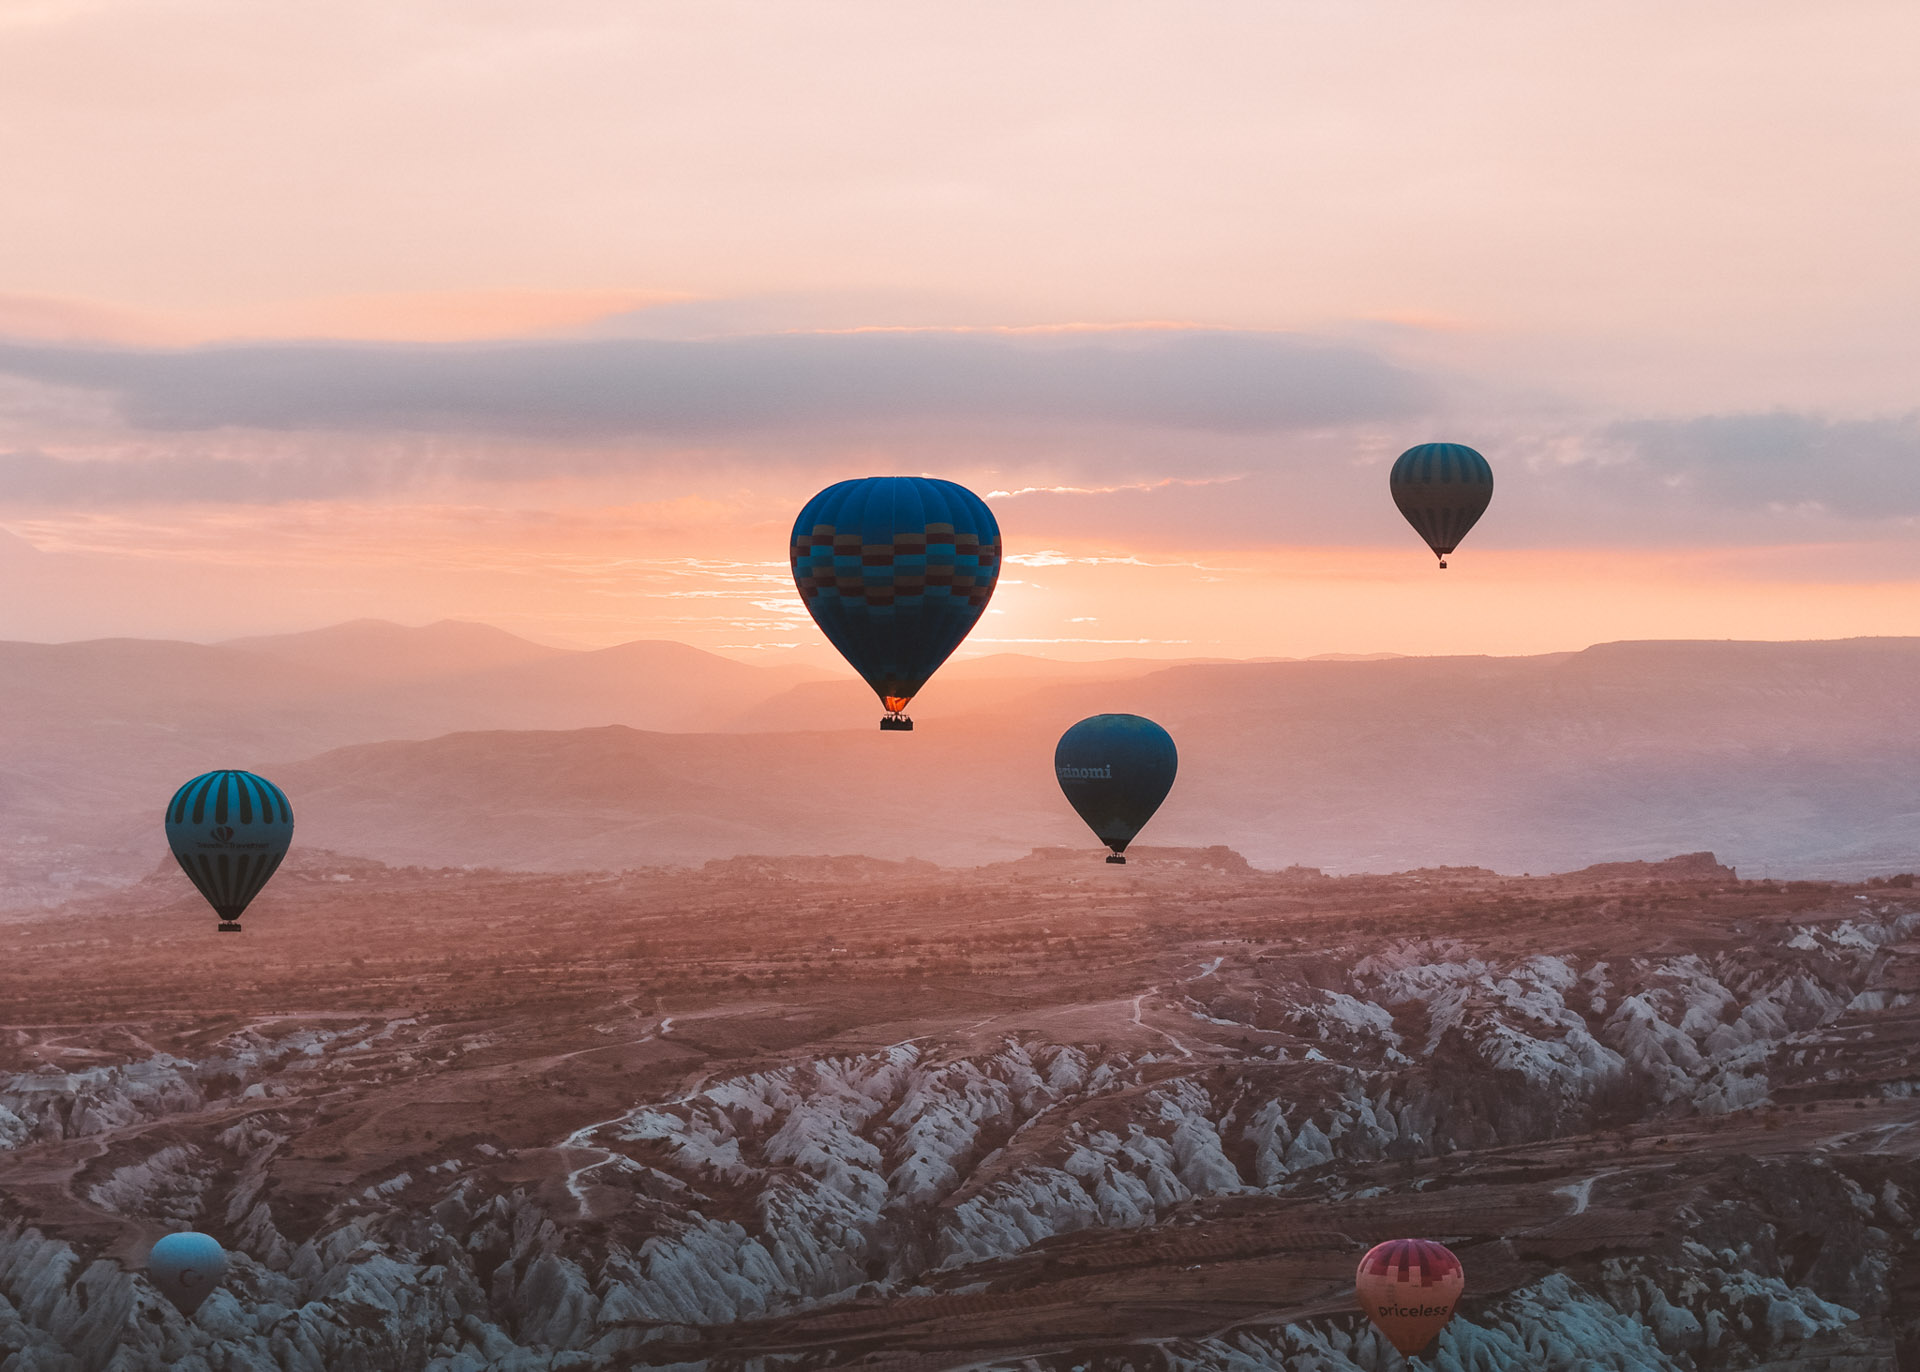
(0, 621), (827, 900)
(8, 627), (1920, 897)
(278, 637), (1920, 878)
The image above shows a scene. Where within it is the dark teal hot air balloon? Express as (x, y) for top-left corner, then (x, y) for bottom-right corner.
(164, 770), (293, 932)
(147, 1230), (229, 1315)
(1389, 442), (1493, 568)
(1055, 714), (1178, 863)
(791, 476), (1001, 730)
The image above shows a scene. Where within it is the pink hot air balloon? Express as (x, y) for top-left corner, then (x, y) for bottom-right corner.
(1355, 1238), (1464, 1355)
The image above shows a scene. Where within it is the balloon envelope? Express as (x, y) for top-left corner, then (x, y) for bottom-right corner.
(148, 1231), (228, 1315)
(791, 477), (1000, 722)
(1389, 443), (1492, 565)
(1356, 1238), (1464, 1355)
(1055, 714), (1178, 859)
(165, 770), (294, 929)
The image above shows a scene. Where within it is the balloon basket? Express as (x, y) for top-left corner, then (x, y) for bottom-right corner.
(1106, 854), (1126, 864)
(217, 921), (243, 933)
(879, 715), (914, 732)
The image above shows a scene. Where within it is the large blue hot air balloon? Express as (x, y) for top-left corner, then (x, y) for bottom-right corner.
(1055, 714), (1178, 863)
(164, 770), (293, 932)
(147, 1231), (229, 1315)
(791, 476), (1001, 730)
(1389, 443), (1493, 568)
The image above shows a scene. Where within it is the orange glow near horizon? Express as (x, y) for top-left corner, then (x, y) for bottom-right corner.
(7, 501), (1920, 663)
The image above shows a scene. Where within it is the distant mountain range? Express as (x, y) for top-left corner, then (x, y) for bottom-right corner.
(4, 621), (1919, 900)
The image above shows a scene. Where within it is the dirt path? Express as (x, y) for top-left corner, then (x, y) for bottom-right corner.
(1130, 987), (1200, 1060)
(558, 1017), (686, 1211)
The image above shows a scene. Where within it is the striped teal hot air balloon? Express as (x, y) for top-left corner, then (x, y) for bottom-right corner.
(164, 770), (293, 932)
(1389, 442), (1493, 568)
(791, 476), (1001, 730)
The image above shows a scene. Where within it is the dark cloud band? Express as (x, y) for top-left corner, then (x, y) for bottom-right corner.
(0, 329), (1427, 438)
(5, 324), (1912, 543)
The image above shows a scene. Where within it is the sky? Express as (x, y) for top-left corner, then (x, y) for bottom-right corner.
(2, 0), (1918, 662)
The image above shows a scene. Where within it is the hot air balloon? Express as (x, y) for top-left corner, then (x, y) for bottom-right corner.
(1389, 443), (1492, 568)
(1055, 714), (1177, 863)
(1356, 1238), (1464, 1356)
(164, 770), (293, 932)
(147, 1231), (229, 1316)
(791, 476), (1001, 730)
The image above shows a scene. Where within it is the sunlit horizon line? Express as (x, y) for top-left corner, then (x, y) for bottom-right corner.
(11, 606), (1920, 664)
(969, 636), (1196, 645)
(797, 318), (1219, 338)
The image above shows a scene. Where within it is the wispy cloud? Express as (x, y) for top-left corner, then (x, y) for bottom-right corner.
(1004, 549), (1246, 572)
(986, 475), (1246, 499)
(0, 447), (399, 505)
(1602, 412), (1920, 518)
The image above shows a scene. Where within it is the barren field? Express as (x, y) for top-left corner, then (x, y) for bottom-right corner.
(4, 846), (1919, 1369)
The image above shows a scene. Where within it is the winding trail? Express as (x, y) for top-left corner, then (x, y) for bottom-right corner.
(560, 1017), (678, 1211)
(1126, 954), (1233, 1058)
(1131, 990), (1197, 1060)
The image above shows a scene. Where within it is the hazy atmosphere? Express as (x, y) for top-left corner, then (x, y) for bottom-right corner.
(3, 1), (1919, 657)
(7, 4), (1920, 1371)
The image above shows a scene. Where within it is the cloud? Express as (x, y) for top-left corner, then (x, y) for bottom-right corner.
(8, 316), (1914, 559)
(987, 474), (1246, 499)
(1604, 412), (1920, 519)
(1004, 549), (1242, 571)
(0, 328), (1428, 440)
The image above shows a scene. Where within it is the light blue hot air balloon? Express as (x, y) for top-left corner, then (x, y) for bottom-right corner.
(147, 1231), (228, 1315)
(1389, 442), (1493, 568)
(164, 770), (294, 931)
(791, 476), (1001, 730)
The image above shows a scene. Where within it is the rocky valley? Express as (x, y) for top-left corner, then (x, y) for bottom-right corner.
(4, 847), (1920, 1368)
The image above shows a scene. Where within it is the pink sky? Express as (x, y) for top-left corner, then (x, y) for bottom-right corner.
(2, 1), (1918, 660)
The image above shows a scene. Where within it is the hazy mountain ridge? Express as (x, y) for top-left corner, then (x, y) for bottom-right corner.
(0, 621), (835, 901)
(7, 626), (1920, 903)
(222, 618), (570, 680)
(282, 636), (1920, 879)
